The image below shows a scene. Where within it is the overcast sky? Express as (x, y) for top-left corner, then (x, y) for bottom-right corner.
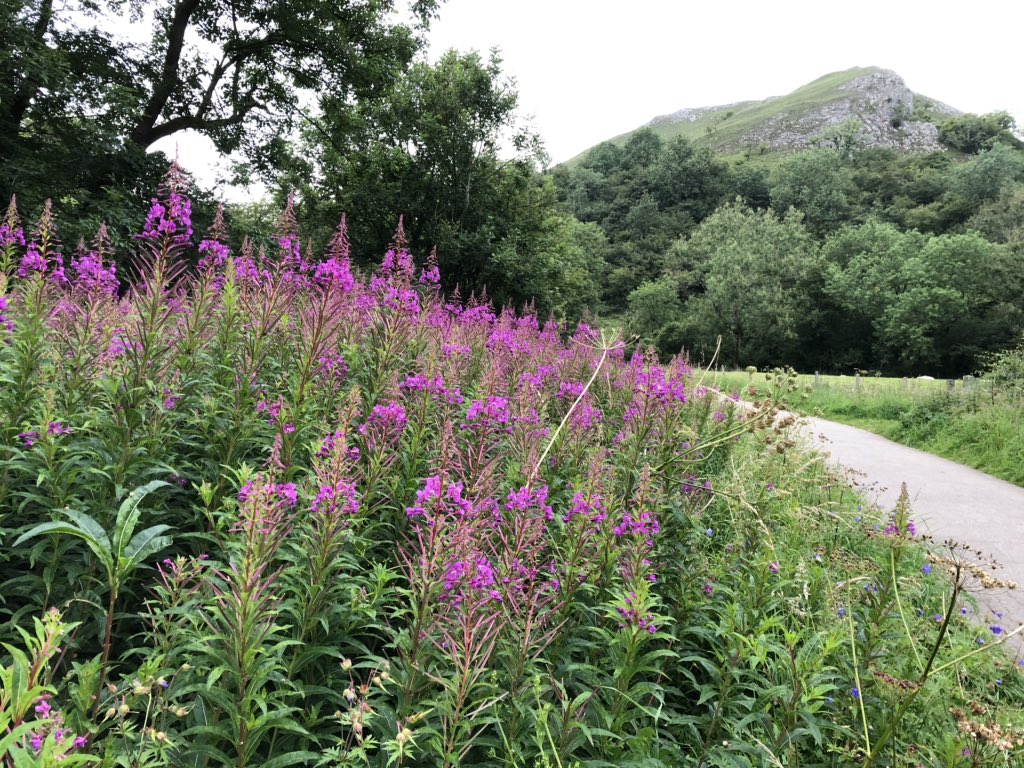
(163, 0), (1024, 195)
(424, 0), (1024, 164)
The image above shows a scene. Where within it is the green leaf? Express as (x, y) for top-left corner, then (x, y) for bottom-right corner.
(113, 480), (169, 557)
(12, 521), (83, 549)
(12, 519), (111, 572)
(62, 509), (112, 554)
(260, 751), (319, 768)
(0, 722), (39, 762)
(122, 525), (173, 570)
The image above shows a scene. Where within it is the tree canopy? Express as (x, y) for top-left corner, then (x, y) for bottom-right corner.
(279, 49), (603, 321)
(1, 0), (441, 224)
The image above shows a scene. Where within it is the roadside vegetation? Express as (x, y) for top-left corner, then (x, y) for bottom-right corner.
(718, 354), (1024, 487)
(2, 177), (1024, 765)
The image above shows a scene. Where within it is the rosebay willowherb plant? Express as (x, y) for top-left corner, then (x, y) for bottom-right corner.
(3, 164), (1024, 766)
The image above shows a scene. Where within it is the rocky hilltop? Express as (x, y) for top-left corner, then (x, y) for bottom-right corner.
(573, 67), (963, 163)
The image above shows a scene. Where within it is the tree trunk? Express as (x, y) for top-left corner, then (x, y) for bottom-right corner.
(127, 0), (201, 149)
(0, 0), (55, 136)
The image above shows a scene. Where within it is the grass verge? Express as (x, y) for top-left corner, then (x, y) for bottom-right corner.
(714, 370), (1024, 487)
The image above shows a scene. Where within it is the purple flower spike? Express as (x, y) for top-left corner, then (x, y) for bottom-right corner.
(136, 162), (193, 245)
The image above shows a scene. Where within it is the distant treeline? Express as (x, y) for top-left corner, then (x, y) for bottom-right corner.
(5, 0), (1023, 375)
(551, 120), (1024, 376)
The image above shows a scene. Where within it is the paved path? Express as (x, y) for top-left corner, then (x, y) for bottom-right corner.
(804, 417), (1024, 653)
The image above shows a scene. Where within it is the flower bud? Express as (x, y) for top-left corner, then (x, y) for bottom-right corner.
(105, 707), (117, 720)
(340, 658), (352, 671)
(118, 704), (130, 716)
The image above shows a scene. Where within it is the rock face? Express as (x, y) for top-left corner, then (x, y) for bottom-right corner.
(647, 68), (961, 155)
(651, 101), (757, 126)
(744, 69), (956, 153)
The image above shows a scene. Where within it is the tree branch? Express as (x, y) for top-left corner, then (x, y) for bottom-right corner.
(141, 91), (261, 146)
(128, 0), (202, 148)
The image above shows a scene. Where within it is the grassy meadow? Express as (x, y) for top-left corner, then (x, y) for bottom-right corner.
(713, 370), (1024, 487)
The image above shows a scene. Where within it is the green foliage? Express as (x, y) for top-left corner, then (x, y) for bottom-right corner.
(965, 186), (1024, 245)
(769, 149), (854, 236)
(627, 279), (682, 343)
(0, 609), (95, 764)
(938, 112), (1023, 154)
(554, 130), (733, 310)
(668, 202), (820, 367)
(284, 49), (602, 318)
(824, 223), (1024, 374)
(983, 335), (1024, 400)
(823, 221), (928, 370)
(813, 118), (867, 160)
(556, 75), (1024, 378)
(14, 481), (172, 595)
(949, 143), (1024, 208)
(0, 0), (438, 249)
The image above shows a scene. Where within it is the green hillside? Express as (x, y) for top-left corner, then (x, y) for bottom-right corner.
(565, 66), (957, 166)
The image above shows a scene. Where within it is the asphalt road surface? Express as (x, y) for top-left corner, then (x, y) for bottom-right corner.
(804, 416), (1024, 654)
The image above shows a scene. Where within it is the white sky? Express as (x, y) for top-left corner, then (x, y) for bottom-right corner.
(162, 0), (1024, 195)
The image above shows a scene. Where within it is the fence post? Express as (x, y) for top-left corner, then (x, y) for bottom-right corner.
(854, 373), (861, 394)
(901, 377), (909, 391)
(947, 379), (956, 394)
(963, 374), (974, 393)
(814, 371), (821, 388)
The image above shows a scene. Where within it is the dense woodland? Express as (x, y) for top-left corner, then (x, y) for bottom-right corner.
(4, 0), (1024, 375)
(552, 119), (1024, 375)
